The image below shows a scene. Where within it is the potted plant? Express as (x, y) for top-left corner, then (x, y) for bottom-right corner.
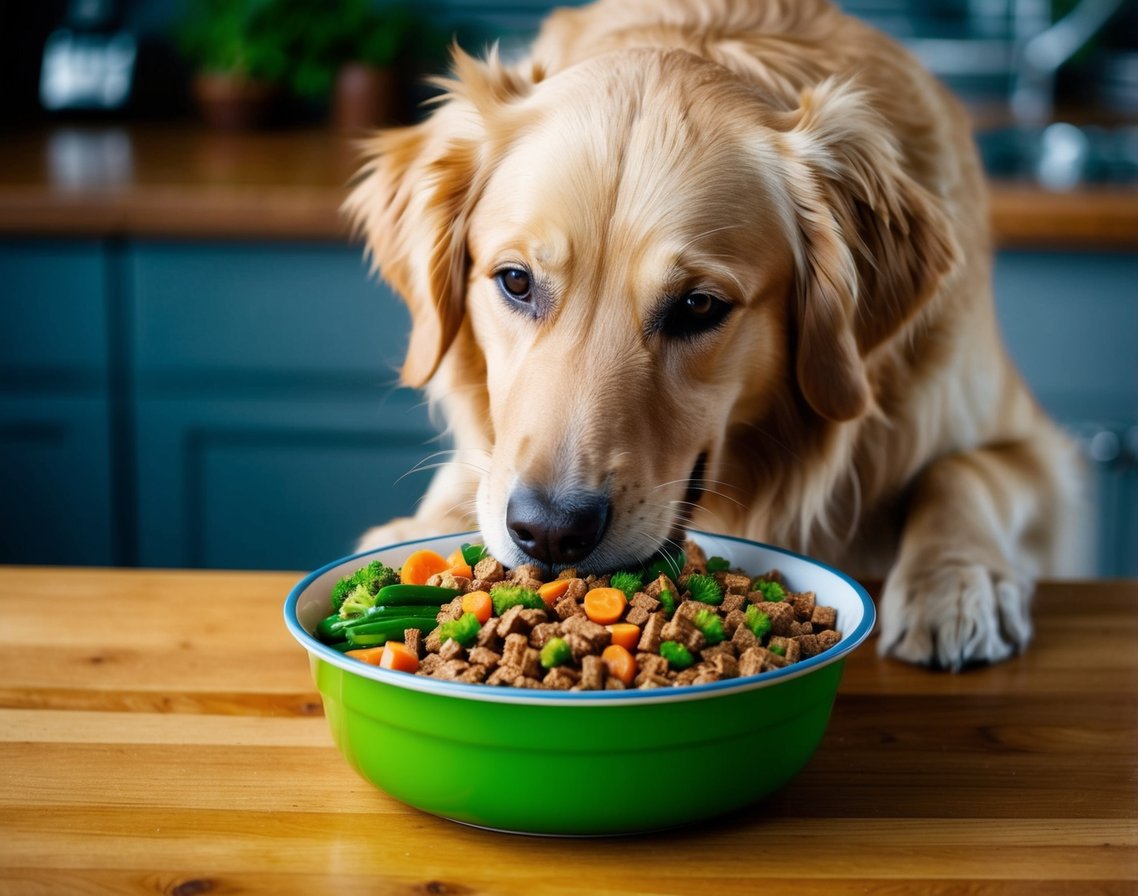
(177, 0), (292, 129)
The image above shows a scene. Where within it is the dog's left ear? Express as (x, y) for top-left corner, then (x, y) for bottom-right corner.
(772, 79), (959, 422)
(343, 46), (535, 388)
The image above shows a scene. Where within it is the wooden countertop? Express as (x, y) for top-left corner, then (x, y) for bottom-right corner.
(1, 123), (1137, 248)
(1, 566), (1135, 893)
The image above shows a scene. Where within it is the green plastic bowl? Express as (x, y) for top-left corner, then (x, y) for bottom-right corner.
(284, 531), (874, 835)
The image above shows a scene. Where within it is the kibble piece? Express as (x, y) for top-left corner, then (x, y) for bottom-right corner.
(625, 605), (651, 626)
(789, 591), (816, 622)
(543, 666), (578, 690)
(721, 573), (752, 594)
(637, 612), (668, 653)
(737, 647), (766, 678)
(710, 653), (739, 679)
(630, 592), (661, 613)
(473, 556), (506, 582)
(468, 646), (501, 667)
(554, 596), (585, 620)
(811, 605), (838, 630)
(403, 627), (423, 657)
(579, 655), (607, 690)
(438, 638), (466, 662)
(486, 664), (522, 686)
(816, 629), (841, 652)
(768, 636), (800, 663)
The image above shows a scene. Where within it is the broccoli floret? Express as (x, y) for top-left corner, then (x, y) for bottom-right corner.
(540, 636), (573, 669)
(658, 588), (677, 618)
(692, 608), (726, 645)
(331, 560), (400, 616)
(752, 579), (786, 602)
(490, 585), (544, 615)
(686, 573), (723, 605)
(744, 604), (772, 640)
(338, 584), (377, 619)
(659, 640), (694, 670)
(609, 570), (643, 601)
(706, 556), (730, 573)
(439, 611), (481, 647)
(642, 547), (686, 581)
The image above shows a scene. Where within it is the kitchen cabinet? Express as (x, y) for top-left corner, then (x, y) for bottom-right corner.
(3, 238), (1134, 574)
(0, 238), (435, 571)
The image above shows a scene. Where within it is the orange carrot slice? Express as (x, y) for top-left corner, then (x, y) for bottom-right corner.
(606, 622), (641, 651)
(400, 549), (450, 585)
(345, 646), (386, 665)
(462, 590), (493, 624)
(379, 641), (420, 674)
(584, 587), (627, 625)
(602, 644), (637, 686)
(538, 579), (571, 608)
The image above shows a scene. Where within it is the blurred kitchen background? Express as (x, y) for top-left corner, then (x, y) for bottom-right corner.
(0, 0), (1135, 575)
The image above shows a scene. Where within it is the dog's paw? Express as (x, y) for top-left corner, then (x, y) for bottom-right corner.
(877, 563), (1034, 670)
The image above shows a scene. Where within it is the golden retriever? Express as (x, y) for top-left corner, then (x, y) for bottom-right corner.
(344, 0), (1084, 669)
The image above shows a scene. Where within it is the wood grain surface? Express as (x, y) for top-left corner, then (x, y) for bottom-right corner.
(0, 125), (1136, 248)
(1, 567), (1135, 895)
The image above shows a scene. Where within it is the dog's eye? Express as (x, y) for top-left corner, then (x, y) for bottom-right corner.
(660, 292), (732, 338)
(496, 268), (532, 303)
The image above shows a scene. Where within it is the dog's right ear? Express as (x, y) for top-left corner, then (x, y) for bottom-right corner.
(343, 46), (535, 388)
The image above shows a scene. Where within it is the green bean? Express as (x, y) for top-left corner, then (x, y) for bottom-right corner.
(374, 584), (461, 606)
(344, 616), (437, 648)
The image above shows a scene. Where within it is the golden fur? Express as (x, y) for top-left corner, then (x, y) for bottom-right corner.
(345, 0), (1084, 668)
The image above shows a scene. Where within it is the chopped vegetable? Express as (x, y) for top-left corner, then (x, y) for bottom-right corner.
(490, 585), (545, 615)
(460, 542), (488, 566)
(345, 646), (386, 665)
(692, 607), (725, 645)
(606, 622), (641, 651)
(461, 590), (493, 624)
(706, 556), (730, 573)
(540, 636), (573, 669)
(439, 611), (481, 647)
(753, 579), (786, 602)
(330, 560), (400, 613)
(642, 546), (686, 581)
(744, 604), (772, 639)
(659, 640), (694, 670)
(686, 574), (723, 605)
(657, 588), (677, 617)
(769, 642), (787, 656)
(601, 644), (637, 686)
(443, 561), (473, 579)
(537, 579), (571, 607)
(344, 616), (437, 648)
(608, 570), (643, 600)
(400, 549), (451, 586)
(583, 587), (627, 625)
(379, 641), (420, 673)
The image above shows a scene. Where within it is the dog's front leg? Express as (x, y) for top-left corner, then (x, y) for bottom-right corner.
(878, 425), (1084, 669)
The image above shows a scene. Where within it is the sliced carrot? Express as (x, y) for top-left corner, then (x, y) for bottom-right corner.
(583, 587), (627, 625)
(538, 579), (571, 608)
(345, 646), (386, 666)
(446, 547), (466, 566)
(400, 549), (450, 585)
(606, 622), (641, 651)
(462, 590), (493, 624)
(444, 561), (473, 580)
(379, 641), (420, 674)
(602, 644), (637, 686)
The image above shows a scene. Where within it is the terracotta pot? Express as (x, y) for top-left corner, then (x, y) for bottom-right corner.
(332, 63), (398, 132)
(192, 73), (279, 131)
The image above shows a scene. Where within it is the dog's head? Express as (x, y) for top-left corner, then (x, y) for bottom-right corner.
(346, 46), (955, 572)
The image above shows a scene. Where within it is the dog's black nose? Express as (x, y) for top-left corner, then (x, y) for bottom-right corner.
(506, 486), (610, 567)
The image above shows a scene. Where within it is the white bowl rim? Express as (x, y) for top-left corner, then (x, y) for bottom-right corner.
(283, 530), (876, 707)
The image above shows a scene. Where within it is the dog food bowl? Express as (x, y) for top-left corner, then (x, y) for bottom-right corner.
(284, 531), (874, 836)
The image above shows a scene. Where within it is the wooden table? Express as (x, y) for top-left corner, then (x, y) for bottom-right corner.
(1, 568), (1135, 894)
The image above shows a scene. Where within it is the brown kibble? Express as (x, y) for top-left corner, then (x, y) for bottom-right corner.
(625, 605), (651, 626)
(473, 557), (506, 582)
(811, 605), (838, 630)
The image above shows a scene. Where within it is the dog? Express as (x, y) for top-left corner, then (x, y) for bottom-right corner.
(344, 0), (1084, 670)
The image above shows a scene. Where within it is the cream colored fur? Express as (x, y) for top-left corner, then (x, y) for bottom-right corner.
(344, 0), (1084, 669)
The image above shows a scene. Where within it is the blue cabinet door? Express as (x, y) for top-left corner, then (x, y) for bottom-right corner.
(0, 241), (116, 565)
(129, 242), (435, 569)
